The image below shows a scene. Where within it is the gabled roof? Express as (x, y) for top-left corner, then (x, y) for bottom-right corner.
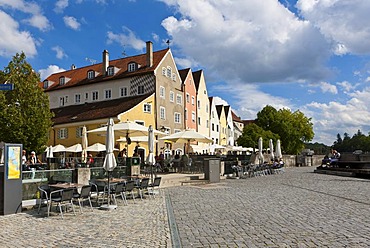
(224, 106), (231, 118)
(51, 93), (152, 125)
(192, 70), (202, 91)
(216, 105), (223, 118)
(209, 96), (214, 105)
(231, 110), (243, 123)
(43, 49), (169, 92)
(178, 68), (191, 82)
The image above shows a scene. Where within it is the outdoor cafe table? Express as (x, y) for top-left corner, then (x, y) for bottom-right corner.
(49, 183), (85, 189)
(95, 178), (126, 184)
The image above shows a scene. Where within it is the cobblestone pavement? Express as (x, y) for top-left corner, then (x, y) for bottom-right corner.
(2, 167), (370, 247)
(167, 167), (370, 247)
(0, 194), (171, 248)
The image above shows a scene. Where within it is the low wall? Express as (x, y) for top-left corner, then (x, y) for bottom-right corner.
(250, 154), (324, 167)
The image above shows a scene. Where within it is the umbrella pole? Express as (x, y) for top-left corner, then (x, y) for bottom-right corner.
(107, 171), (110, 206)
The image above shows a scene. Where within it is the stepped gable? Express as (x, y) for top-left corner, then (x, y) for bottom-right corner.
(51, 93), (152, 125)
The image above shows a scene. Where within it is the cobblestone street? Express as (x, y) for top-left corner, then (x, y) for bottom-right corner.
(1, 167), (370, 247)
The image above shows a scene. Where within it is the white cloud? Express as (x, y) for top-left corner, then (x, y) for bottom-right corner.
(213, 96), (229, 106)
(0, 0), (52, 31)
(38, 65), (65, 81)
(63, 16), (81, 30)
(297, 0), (370, 55)
(337, 81), (358, 93)
(0, 10), (37, 57)
(319, 81), (338, 94)
(366, 77), (370, 83)
(51, 46), (67, 59)
(304, 87), (370, 144)
(161, 0), (331, 84)
(107, 27), (146, 51)
(54, 0), (69, 13)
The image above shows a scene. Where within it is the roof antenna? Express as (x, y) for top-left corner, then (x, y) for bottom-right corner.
(85, 57), (97, 64)
(121, 45), (128, 58)
(166, 39), (171, 48)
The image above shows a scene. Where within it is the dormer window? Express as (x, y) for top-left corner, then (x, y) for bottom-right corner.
(128, 62), (136, 72)
(59, 77), (65, 85)
(107, 66), (114, 76)
(87, 70), (95, 79)
(43, 80), (49, 89)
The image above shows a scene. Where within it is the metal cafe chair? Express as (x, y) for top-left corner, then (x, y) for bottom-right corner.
(149, 177), (162, 198)
(123, 181), (136, 204)
(135, 178), (151, 200)
(73, 185), (93, 213)
(48, 188), (76, 219)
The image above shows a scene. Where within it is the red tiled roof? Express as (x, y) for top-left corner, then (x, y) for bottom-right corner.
(43, 49), (169, 92)
(51, 93), (152, 125)
(231, 110), (243, 122)
(242, 119), (255, 125)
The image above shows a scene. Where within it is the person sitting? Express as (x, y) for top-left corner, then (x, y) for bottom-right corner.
(86, 154), (94, 167)
(29, 151), (42, 169)
(22, 150), (31, 171)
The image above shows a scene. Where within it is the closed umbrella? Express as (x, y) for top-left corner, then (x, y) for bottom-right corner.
(146, 125), (156, 183)
(269, 139), (275, 162)
(45, 145), (54, 158)
(100, 118), (117, 210)
(81, 126), (88, 163)
(258, 137), (264, 165)
(276, 139), (282, 159)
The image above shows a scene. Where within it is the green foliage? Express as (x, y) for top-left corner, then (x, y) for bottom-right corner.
(304, 142), (330, 155)
(0, 52), (53, 154)
(237, 123), (279, 150)
(333, 130), (370, 152)
(239, 105), (314, 154)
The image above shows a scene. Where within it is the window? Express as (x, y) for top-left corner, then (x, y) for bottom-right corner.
(59, 77), (65, 85)
(160, 86), (165, 98)
(212, 111), (214, 118)
(176, 94), (182, 105)
(87, 70), (95, 79)
(107, 66), (114, 76)
(212, 123), (215, 131)
(59, 97), (65, 106)
(169, 91), (174, 102)
(136, 121), (144, 126)
(162, 67), (166, 76)
(185, 109), (188, 120)
(85, 93), (88, 100)
(186, 93), (190, 103)
(58, 128), (68, 139)
(160, 106), (166, 120)
(172, 73), (176, 81)
(192, 111), (196, 122)
(206, 120), (209, 128)
(197, 100), (200, 109)
(216, 125), (219, 132)
(104, 89), (112, 99)
(192, 96), (195, 105)
(120, 87), (128, 97)
(138, 85), (144, 95)
(204, 90), (207, 94)
(166, 66), (172, 78)
(198, 117), (201, 125)
(43, 80), (49, 89)
(76, 127), (83, 138)
(75, 94), (81, 103)
(92, 91), (99, 101)
(128, 63), (136, 72)
(174, 112), (181, 123)
(143, 103), (152, 113)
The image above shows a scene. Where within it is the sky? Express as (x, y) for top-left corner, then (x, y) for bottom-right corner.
(1, 0), (370, 146)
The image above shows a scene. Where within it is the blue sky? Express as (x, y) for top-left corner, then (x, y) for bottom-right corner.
(1, 0), (370, 146)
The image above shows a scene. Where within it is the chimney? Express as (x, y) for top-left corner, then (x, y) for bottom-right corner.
(102, 50), (109, 75)
(71, 64), (76, 70)
(146, 41), (153, 68)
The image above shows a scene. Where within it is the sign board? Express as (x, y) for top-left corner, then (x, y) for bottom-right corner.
(0, 84), (14, 91)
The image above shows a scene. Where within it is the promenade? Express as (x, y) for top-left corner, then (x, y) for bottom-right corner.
(1, 167), (370, 247)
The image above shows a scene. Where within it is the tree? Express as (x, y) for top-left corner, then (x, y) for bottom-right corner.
(0, 52), (53, 154)
(237, 123), (279, 151)
(255, 106), (314, 154)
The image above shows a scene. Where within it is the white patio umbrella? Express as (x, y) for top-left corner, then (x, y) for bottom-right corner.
(86, 143), (106, 152)
(52, 144), (66, 153)
(117, 136), (158, 143)
(206, 144), (226, 154)
(160, 129), (213, 154)
(81, 126), (88, 163)
(101, 118), (117, 210)
(65, 143), (82, 153)
(269, 139), (275, 162)
(258, 137), (264, 165)
(145, 125), (156, 183)
(275, 139), (282, 159)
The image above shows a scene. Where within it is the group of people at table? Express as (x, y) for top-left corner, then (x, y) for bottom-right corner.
(22, 149), (45, 171)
